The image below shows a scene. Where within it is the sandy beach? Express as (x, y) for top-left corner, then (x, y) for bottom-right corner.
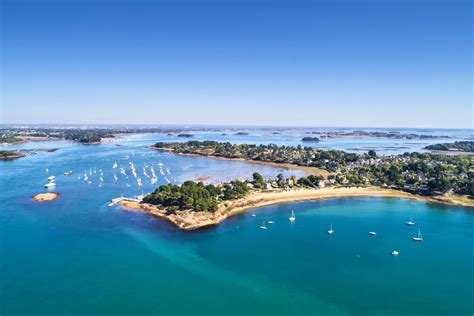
(117, 186), (473, 231)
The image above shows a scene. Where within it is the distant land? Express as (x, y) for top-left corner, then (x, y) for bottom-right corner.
(425, 141), (474, 153)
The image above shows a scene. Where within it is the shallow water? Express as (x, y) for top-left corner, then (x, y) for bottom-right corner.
(1, 134), (473, 316)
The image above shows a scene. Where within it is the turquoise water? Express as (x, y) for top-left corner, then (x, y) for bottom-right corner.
(1, 137), (473, 315)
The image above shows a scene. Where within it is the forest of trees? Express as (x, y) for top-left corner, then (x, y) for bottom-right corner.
(142, 179), (250, 212)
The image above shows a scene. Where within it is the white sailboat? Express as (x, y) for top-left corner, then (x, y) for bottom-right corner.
(412, 229), (423, 241)
(260, 221), (268, 230)
(288, 210), (296, 222)
(328, 224), (334, 234)
(112, 161), (118, 169)
(406, 216), (415, 226)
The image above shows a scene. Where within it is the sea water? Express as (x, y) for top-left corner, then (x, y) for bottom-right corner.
(0, 133), (473, 316)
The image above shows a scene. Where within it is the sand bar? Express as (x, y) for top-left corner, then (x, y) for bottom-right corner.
(32, 192), (59, 202)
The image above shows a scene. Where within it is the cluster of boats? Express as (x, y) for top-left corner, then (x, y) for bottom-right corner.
(43, 169), (73, 188)
(255, 210), (423, 256)
(74, 156), (176, 189)
(44, 175), (56, 189)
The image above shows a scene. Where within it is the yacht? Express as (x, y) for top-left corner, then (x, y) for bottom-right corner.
(47, 175), (55, 181)
(412, 229), (423, 241)
(64, 170), (73, 176)
(328, 224), (334, 234)
(288, 210), (296, 222)
(368, 231), (377, 236)
(260, 221), (268, 230)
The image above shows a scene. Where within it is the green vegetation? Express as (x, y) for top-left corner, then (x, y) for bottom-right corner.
(0, 150), (24, 160)
(63, 130), (114, 144)
(425, 141), (474, 153)
(143, 179), (250, 212)
(0, 134), (22, 144)
(141, 171), (333, 212)
(153, 141), (474, 196)
(0, 128), (115, 144)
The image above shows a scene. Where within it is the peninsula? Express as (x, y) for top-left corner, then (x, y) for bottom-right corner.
(115, 174), (473, 231)
(0, 150), (25, 160)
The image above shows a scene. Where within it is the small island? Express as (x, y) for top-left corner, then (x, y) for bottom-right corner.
(425, 141), (474, 153)
(32, 192), (59, 202)
(0, 150), (25, 160)
(301, 137), (320, 142)
(177, 133), (194, 138)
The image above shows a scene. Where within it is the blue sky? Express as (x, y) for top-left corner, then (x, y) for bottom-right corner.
(1, 0), (472, 128)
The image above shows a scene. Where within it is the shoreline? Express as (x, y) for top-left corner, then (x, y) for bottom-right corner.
(148, 146), (331, 177)
(116, 186), (473, 231)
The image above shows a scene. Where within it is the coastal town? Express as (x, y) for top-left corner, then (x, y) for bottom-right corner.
(152, 141), (473, 197)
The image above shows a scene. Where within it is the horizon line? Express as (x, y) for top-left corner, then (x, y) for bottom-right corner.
(1, 122), (472, 131)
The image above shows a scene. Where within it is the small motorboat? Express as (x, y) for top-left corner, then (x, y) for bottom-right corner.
(47, 175), (55, 181)
(268, 220), (274, 224)
(64, 170), (73, 176)
(391, 250), (399, 256)
(369, 231), (377, 236)
(44, 182), (56, 189)
(251, 214), (256, 217)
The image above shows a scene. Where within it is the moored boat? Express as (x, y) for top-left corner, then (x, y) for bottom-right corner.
(289, 210), (296, 222)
